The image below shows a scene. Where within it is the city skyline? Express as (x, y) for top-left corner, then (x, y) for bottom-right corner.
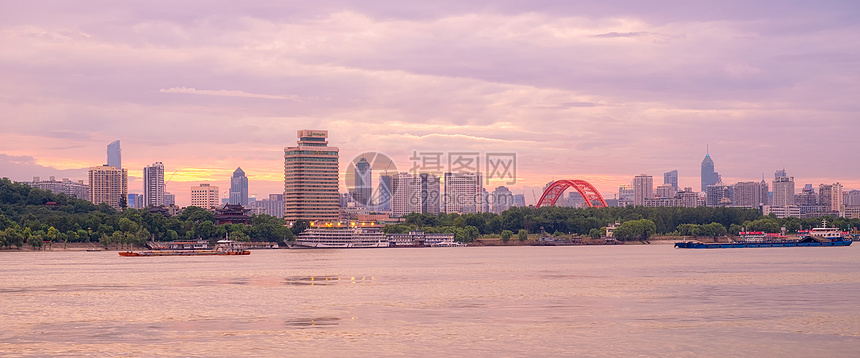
(2, 2), (859, 206)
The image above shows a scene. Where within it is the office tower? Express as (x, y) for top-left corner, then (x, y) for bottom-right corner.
(706, 184), (732, 207)
(444, 172), (483, 213)
(163, 192), (175, 206)
(28, 176), (89, 200)
(391, 173), (421, 217)
(633, 174), (653, 207)
(831, 182), (843, 212)
(353, 158), (372, 206)
(664, 170), (679, 191)
(700, 152), (720, 192)
(818, 184), (833, 210)
(760, 178), (770, 206)
(229, 167), (249, 206)
(795, 184), (817, 206)
(89, 165), (128, 210)
(512, 194), (526, 207)
(107, 140), (121, 169)
(655, 185), (677, 199)
(420, 173), (441, 215)
(283, 130), (339, 223)
(142, 162), (165, 207)
(481, 188), (490, 213)
(492, 186), (514, 213)
(127, 193), (143, 209)
(732, 182), (763, 208)
(772, 171), (795, 207)
(191, 183), (220, 209)
(377, 174), (393, 211)
(248, 193), (285, 217)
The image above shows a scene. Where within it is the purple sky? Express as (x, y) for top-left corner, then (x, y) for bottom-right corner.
(1, 1), (858, 206)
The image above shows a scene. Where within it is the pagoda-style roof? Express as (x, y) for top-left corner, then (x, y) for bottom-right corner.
(214, 204), (252, 225)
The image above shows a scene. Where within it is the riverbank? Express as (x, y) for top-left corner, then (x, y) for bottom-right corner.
(0, 242), (144, 252)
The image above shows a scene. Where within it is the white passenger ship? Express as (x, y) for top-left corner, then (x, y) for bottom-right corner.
(291, 227), (389, 248)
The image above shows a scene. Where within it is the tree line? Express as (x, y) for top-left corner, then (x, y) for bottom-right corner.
(0, 178), (293, 250)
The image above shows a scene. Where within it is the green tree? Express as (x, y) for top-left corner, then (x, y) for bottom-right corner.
(99, 233), (111, 249)
(46, 226), (59, 242)
(5, 228), (24, 249)
(291, 220), (310, 236)
(28, 234), (43, 250)
(500, 230), (513, 243)
(589, 228), (601, 239)
(517, 229), (528, 241)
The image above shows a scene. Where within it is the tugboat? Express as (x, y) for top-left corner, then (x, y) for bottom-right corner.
(675, 219), (853, 249)
(119, 240), (250, 256)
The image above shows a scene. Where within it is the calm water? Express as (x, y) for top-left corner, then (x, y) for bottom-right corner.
(1, 245), (859, 357)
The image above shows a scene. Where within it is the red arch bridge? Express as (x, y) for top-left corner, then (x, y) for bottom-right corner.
(536, 179), (609, 208)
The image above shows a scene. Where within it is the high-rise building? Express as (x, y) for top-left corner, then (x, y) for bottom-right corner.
(845, 190), (860, 206)
(163, 192), (175, 207)
(229, 167), (249, 206)
(28, 176), (89, 200)
(772, 171), (795, 207)
(700, 153), (720, 192)
(655, 185), (677, 199)
(633, 174), (653, 207)
(678, 188), (703, 207)
(191, 183), (220, 209)
(284, 130), (339, 223)
(420, 173), (441, 215)
(444, 172), (483, 213)
(248, 193), (285, 217)
(89, 165), (128, 210)
(818, 184), (833, 210)
(795, 184), (817, 206)
(377, 174), (392, 212)
(107, 140), (121, 169)
(491, 186), (514, 213)
(127, 193), (143, 209)
(512, 194), (526, 207)
(391, 173), (421, 217)
(706, 183), (732, 207)
(664, 170), (679, 191)
(831, 182), (843, 213)
(760, 178), (770, 206)
(353, 158), (372, 206)
(142, 162), (165, 207)
(732, 182), (763, 208)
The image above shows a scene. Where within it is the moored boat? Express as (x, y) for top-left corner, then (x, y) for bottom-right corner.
(290, 227), (388, 248)
(675, 219), (853, 249)
(119, 240), (250, 256)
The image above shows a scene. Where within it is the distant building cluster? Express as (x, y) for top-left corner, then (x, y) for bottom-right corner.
(615, 151), (856, 219)
(16, 135), (859, 223)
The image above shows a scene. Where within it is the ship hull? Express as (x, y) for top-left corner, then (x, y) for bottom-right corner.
(119, 250), (250, 256)
(675, 240), (852, 249)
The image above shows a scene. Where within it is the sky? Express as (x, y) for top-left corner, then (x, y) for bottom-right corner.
(1, 1), (859, 206)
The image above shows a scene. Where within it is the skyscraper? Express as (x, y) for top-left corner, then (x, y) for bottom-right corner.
(353, 158), (372, 206)
(377, 174), (392, 212)
(732, 182), (763, 208)
(491, 186), (514, 213)
(633, 174), (653, 207)
(191, 183), (220, 209)
(664, 170), (679, 191)
(142, 162), (165, 207)
(229, 167), (249, 206)
(772, 170), (795, 207)
(420, 173), (441, 215)
(391, 172), (421, 217)
(107, 140), (121, 169)
(444, 172), (483, 213)
(284, 130), (339, 223)
(700, 153), (720, 192)
(89, 165), (128, 210)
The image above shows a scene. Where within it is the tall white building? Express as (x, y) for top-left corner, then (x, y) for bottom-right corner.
(491, 186), (514, 213)
(191, 183), (220, 209)
(142, 162), (165, 207)
(831, 182), (843, 213)
(89, 165), (128, 210)
(391, 173), (421, 217)
(444, 172), (483, 213)
(772, 172), (795, 207)
(633, 174), (653, 207)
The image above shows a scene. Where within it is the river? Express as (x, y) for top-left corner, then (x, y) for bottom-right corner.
(1, 245), (858, 357)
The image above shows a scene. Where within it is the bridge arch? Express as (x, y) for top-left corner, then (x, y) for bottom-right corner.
(536, 180), (608, 208)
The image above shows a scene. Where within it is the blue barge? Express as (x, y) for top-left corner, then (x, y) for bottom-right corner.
(675, 239), (852, 249)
